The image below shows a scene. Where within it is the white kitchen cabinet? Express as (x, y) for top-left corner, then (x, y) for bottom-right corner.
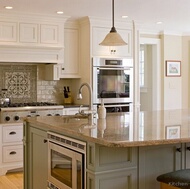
(60, 27), (80, 78)
(40, 24), (58, 44)
(0, 21), (17, 42)
(0, 123), (23, 176)
(0, 12), (69, 64)
(19, 23), (38, 43)
(45, 64), (60, 80)
(92, 26), (132, 57)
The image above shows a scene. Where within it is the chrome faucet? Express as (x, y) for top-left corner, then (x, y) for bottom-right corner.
(77, 83), (96, 127)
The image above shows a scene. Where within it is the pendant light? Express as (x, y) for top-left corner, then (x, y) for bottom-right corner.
(99, 0), (127, 46)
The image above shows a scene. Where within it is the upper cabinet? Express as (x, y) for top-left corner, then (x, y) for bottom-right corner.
(0, 13), (68, 47)
(0, 12), (69, 63)
(60, 22), (80, 78)
(92, 26), (132, 57)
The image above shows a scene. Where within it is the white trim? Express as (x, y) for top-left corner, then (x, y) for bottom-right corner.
(140, 38), (161, 110)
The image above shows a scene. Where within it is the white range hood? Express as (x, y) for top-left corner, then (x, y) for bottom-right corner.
(0, 45), (64, 64)
(0, 11), (69, 64)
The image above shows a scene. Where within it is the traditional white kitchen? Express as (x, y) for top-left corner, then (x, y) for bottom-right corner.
(0, 1), (190, 189)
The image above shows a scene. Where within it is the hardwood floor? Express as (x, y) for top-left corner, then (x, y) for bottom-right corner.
(0, 172), (23, 189)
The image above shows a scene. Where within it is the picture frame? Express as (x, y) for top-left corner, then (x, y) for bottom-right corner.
(165, 125), (181, 139)
(166, 60), (181, 77)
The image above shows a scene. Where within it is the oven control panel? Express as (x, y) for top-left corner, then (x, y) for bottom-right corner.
(0, 109), (63, 123)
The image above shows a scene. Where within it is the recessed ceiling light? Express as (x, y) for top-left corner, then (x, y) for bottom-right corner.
(122, 15), (128, 19)
(5, 6), (13, 9)
(156, 21), (163, 24)
(57, 11), (64, 14)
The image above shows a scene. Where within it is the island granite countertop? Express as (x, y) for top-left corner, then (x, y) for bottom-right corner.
(24, 109), (190, 147)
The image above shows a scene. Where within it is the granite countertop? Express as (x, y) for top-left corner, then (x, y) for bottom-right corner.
(24, 109), (190, 147)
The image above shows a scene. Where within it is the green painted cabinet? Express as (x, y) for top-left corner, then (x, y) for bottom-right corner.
(24, 124), (48, 189)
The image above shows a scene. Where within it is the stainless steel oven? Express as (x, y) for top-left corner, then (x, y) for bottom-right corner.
(92, 57), (133, 104)
(47, 132), (86, 189)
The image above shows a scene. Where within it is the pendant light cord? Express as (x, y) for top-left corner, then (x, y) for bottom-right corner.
(110, 0), (117, 32)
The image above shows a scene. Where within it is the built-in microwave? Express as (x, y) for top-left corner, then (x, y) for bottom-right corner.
(47, 132), (86, 189)
(92, 57), (133, 105)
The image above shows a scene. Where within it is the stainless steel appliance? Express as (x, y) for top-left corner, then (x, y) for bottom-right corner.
(0, 102), (64, 123)
(92, 57), (133, 112)
(47, 132), (86, 189)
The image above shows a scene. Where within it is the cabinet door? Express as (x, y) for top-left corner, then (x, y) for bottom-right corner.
(92, 27), (132, 57)
(185, 142), (190, 168)
(24, 126), (48, 189)
(60, 28), (80, 78)
(139, 144), (182, 189)
(0, 21), (17, 42)
(19, 23), (38, 43)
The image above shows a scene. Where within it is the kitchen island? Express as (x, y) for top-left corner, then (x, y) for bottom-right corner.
(23, 109), (190, 189)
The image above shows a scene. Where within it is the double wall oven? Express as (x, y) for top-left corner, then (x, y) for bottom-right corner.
(92, 57), (133, 113)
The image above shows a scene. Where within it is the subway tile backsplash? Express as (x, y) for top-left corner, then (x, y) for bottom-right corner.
(0, 65), (70, 104)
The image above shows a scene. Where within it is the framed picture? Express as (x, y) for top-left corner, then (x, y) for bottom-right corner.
(165, 125), (181, 139)
(166, 60), (181, 77)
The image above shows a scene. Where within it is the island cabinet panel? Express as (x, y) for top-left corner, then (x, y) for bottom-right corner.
(87, 168), (137, 189)
(184, 142), (190, 168)
(86, 142), (138, 189)
(24, 126), (48, 189)
(139, 143), (182, 189)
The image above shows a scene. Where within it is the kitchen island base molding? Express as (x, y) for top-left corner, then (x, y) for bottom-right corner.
(87, 169), (137, 189)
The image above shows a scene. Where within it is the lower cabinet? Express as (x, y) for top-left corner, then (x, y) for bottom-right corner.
(23, 122), (190, 189)
(184, 142), (190, 169)
(0, 123), (23, 176)
(139, 143), (182, 189)
(24, 125), (48, 189)
(86, 142), (138, 189)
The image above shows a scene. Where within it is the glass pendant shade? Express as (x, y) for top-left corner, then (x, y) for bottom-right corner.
(99, 0), (127, 46)
(99, 27), (127, 46)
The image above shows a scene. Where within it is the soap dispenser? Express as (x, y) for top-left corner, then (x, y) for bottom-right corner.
(98, 99), (106, 119)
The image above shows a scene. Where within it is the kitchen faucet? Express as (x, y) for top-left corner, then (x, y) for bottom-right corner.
(77, 82), (96, 127)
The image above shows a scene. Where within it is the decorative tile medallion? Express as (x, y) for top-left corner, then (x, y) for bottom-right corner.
(0, 65), (37, 103)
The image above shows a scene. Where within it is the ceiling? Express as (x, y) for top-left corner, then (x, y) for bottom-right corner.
(1, 0), (190, 34)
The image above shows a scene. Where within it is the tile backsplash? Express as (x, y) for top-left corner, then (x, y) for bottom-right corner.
(0, 64), (71, 104)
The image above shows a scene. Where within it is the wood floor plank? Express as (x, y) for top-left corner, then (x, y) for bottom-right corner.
(0, 172), (23, 189)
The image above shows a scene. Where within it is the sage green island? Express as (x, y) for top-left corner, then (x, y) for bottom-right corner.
(23, 109), (190, 189)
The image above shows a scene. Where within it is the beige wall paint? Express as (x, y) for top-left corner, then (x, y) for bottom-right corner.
(182, 36), (190, 109)
(161, 35), (182, 110)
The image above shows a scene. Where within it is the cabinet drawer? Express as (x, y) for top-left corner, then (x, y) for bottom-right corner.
(2, 145), (23, 163)
(2, 126), (23, 143)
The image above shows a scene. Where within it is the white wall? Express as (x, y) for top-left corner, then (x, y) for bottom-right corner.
(161, 35), (182, 110)
(182, 36), (190, 109)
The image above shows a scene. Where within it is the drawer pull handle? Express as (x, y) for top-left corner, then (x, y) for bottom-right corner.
(176, 148), (181, 152)
(10, 151), (16, 155)
(9, 131), (16, 135)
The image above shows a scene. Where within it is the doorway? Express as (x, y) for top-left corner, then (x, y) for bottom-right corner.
(139, 38), (161, 111)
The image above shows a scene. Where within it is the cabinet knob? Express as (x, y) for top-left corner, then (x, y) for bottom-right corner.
(187, 147), (190, 151)
(44, 139), (48, 143)
(62, 68), (65, 70)
(176, 148), (181, 152)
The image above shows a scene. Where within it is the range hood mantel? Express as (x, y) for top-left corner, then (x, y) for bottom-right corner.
(0, 46), (64, 64)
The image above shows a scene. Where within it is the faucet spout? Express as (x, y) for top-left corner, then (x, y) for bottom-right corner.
(77, 83), (96, 128)
(77, 82), (93, 111)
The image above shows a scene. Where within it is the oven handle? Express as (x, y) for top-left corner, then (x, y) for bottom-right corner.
(97, 67), (130, 71)
(103, 104), (130, 108)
